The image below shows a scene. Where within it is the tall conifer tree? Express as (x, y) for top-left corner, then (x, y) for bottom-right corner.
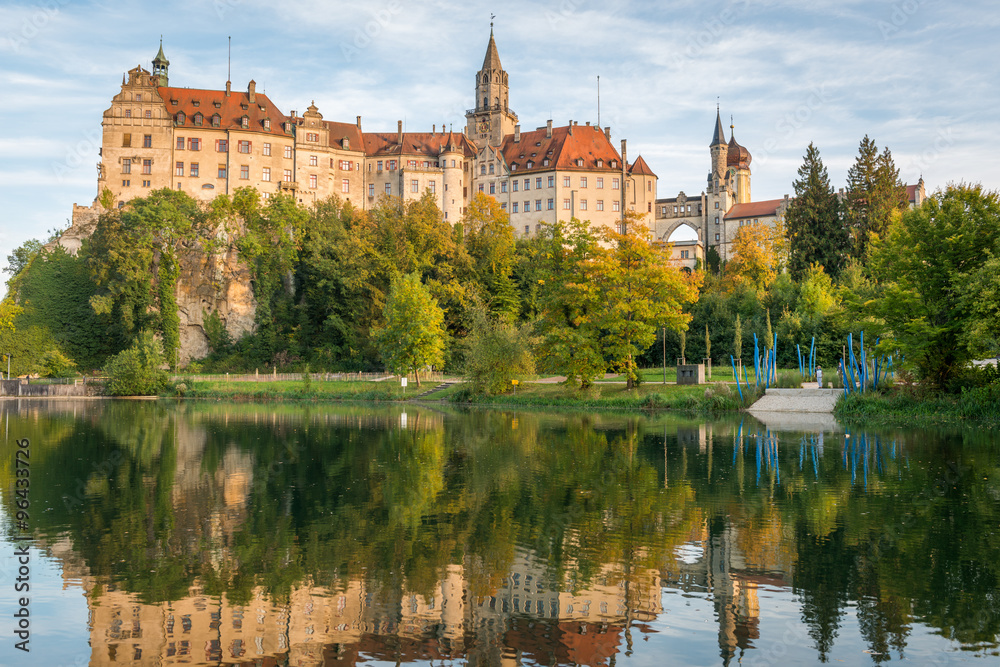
(846, 136), (908, 259)
(784, 143), (848, 280)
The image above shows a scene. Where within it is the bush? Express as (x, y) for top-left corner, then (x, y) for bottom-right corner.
(465, 306), (535, 395)
(776, 370), (804, 388)
(103, 331), (169, 396)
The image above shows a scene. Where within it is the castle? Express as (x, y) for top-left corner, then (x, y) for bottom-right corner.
(75, 32), (816, 268)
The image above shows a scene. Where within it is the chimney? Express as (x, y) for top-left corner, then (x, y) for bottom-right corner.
(604, 126), (611, 139)
(397, 120), (403, 145)
(225, 80), (231, 97)
(568, 120), (574, 136)
(514, 124), (521, 142)
(586, 121), (590, 126)
(248, 80), (256, 103)
(432, 124), (436, 135)
(356, 115), (362, 129)
(546, 119), (552, 138)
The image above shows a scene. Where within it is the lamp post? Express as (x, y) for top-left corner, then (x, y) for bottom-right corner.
(662, 327), (666, 384)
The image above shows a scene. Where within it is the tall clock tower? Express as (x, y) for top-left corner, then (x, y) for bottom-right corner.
(465, 27), (518, 147)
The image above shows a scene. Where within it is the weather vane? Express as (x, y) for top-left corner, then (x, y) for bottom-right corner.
(491, 13), (495, 29)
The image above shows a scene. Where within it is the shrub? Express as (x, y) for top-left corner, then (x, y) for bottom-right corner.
(776, 370), (804, 388)
(465, 306), (535, 395)
(103, 331), (169, 396)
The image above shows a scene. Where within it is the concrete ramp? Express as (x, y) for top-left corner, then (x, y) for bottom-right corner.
(749, 388), (841, 413)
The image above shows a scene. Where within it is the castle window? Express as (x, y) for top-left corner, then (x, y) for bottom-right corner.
(613, 200), (620, 212)
(262, 167), (271, 181)
(563, 199), (570, 210)
(548, 176), (554, 187)
(597, 200), (604, 211)
(189, 138), (201, 151)
(716, 233), (720, 241)
(388, 160), (396, 170)
(429, 180), (436, 194)
(512, 202), (518, 213)
(612, 178), (620, 190)
(237, 140), (251, 153)
(309, 174), (317, 189)
(309, 155), (318, 167)
(490, 183), (495, 194)
(241, 116), (249, 129)
(501, 181), (507, 193)
(580, 177), (587, 188)
(385, 183), (391, 195)
(284, 146), (292, 159)
(263, 143), (271, 156)
(339, 160), (352, 170)
(580, 199), (587, 211)
(240, 165), (249, 180)
(211, 114), (221, 127)
(369, 184), (375, 197)
(342, 137), (350, 150)
(478, 183), (484, 193)
(563, 176), (570, 187)
(526, 161), (533, 169)
(342, 179), (350, 193)
(143, 134), (152, 148)
(177, 137), (185, 150)
(481, 164), (486, 175)
(535, 199), (541, 211)
(523, 179), (530, 191)
(715, 201), (719, 209)
(512, 180), (518, 192)
(125, 109), (131, 118)
(648, 181), (652, 191)
(547, 198), (554, 210)
(122, 158), (131, 174)
(122, 133), (131, 147)
(142, 159), (152, 174)
(536, 177), (542, 189)
(193, 113), (203, 126)
(715, 216), (720, 224)
(190, 163), (199, 177)
(610, 160), (617, 168)
(576, 159), (584, 167)
(306, 131), (318, 141)
(264, 119), (271, 131)
(596, 177), (604, 189)
(283, 169), (292, 182)
(543, 159), (549, 166)
(597, 159), (603, 168)
(218, 164), (227, 178)
(216, 139), (228, 152)
(510, 163), (517, 171)
(489, 163), (495, 174)
(411, 179), (419, 193)
(176, 112), (185, 125)
(134, 94), (142, 101)
(648, 202), (652, 212)
(175, 162), (184, 176)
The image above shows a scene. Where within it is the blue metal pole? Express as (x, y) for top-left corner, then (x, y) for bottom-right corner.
(731, 355), (743, 402)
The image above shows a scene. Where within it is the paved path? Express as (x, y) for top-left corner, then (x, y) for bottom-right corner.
(749, 388), (841, 413)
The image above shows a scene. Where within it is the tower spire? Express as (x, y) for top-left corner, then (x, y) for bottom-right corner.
(711, 105), (726, 147)
(152, 37), (169, 86)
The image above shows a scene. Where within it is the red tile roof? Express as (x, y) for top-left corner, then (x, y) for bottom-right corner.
(499, 124), (622, 174)
(157, 85), (290, 137)
(362, 131), (476, 158)
(905, 184), (918, 202)
(629, 154), (656, 177)
(323, 120), (364, 151)
(724, 198), (786, 220)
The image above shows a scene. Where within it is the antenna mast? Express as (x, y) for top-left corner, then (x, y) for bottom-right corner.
(228, 36), (231, 82)
(597, 75), (601, 127)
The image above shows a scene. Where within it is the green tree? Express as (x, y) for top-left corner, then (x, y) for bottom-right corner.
(784, 143), (849, 279)
(593, 215), (702, 388)
(102, 330), (169, 396)
(464, 303), (535, 395)
(868, 184), (1000, 389)
(372, 272), (446, 387)
(534, 218), (606, 388)
(462, 193), (519, 318)
(846, 136), (908, 260)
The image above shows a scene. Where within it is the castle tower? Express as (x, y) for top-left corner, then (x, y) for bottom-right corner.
(709, 108), (728, 191)
(465, 26), (518, 146)
(727, 124), (752, 205)
(152, 38), (169, 87)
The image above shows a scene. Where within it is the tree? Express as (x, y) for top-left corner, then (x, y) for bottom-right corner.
(464, 303), (535, 395)
(784, 143), (849, 279)
(868, 184), (1000, 389)
(726, 219), (787, 292)
(461, 193), (519, 318)
(372, 272), (446, 387)
(592, 215), (702, 388)
(846, 136), (907, 260)
(534, 218), (607, 388)
(103, 330), (169, 396)
(733, 314), (743, 361)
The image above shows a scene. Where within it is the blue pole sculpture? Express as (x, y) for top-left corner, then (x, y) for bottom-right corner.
(731, 355), (743, 402)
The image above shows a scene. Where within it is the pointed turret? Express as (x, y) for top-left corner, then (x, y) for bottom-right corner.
(482, 27), (502, 71)
(710, 107), (726, 147)
(152, 38), (169, 86)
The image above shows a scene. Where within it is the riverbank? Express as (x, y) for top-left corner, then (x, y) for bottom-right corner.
(834, 386), (1000, 426)
(171, 377), (759, 413)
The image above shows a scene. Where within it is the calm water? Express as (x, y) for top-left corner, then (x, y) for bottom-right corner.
(0, 400), (998, 666)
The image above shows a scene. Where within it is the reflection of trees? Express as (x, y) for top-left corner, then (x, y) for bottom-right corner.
(7, 403), (1000, 661)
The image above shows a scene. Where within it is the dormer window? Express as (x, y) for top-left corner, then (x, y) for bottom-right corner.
(610, 160), (618, 168)
(192, 100), (200, 107)
(259, 105), (266, 112)
(511, 163), (518, 171)
(526, 161), (533, 169)
(263, 119), (271, 131)
(193, 112), (203, 126)
(211, 114), (221, 127)
(175, 112), (185, 125)
(241, 115), (249, 129)
(240, 103), (249, 110)
(341, 137), (350, 150)
(213, 101), (222, 108)
(535, 141), (542, 146)
(170, 99), (178, 106)
(576, 158), (584, 167)
(543, 158), (549, 166)
(597, 159), (603, 168)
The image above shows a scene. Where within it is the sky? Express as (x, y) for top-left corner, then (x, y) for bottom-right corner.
(1, 0), (998, 284)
